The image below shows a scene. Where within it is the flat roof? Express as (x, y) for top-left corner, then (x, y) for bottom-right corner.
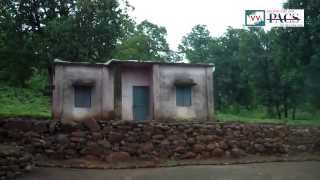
(53, 59), (213, 67)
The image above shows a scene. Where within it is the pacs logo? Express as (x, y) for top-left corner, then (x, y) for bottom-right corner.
(245, 9), (304, 27)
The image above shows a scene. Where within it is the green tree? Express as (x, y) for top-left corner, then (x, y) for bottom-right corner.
(179, 26), (255, 111)
(256, 0), (320, 119)
(179, 25), (212, 63)
(213, 28), (255, 110)
(0, 0), (132, 84)
(284, 0), (320, 110)
(113, 20), (176, 61)
(43, 0), (132, 63)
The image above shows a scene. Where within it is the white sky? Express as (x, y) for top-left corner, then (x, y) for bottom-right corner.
(128, 0), (287, 50)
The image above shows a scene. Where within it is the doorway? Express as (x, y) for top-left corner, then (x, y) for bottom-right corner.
(133, 86), (150, 121)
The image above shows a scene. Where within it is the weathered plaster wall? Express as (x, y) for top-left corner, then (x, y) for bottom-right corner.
(53, 63), (213, 122)
(157, 65), (211, 121)
(102, 66), (114, 119)
(52, 65), (64, 120)
(52, 65), (114, 122)
(121, 66), (152, 120)
(205, 67), (214, 120)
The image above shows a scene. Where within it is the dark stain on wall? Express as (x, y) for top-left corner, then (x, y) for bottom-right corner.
(113, 65), (122, 120)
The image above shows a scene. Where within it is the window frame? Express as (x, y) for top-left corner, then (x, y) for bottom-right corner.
(74, 85), (92, 108)
(176, 86), (192, 107)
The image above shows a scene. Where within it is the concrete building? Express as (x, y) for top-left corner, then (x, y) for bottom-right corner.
(52, 59), (214, 122)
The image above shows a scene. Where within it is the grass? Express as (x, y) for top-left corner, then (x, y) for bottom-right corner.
(0, 85), (51, 118)
(217, 112), (320, 126)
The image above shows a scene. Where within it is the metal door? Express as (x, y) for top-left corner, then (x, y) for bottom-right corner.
(133, 86), (149, 121)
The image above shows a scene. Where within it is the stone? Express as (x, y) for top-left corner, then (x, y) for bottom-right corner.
(171, 139), (182, 146)
(24, 165), (33, 172)
(152, 134), (164, 140)
(84, 144), (105, 156)
(193, 144), (205, 153)
(228, 140), (238, 148)
(196, 135), (207, 143)
(91, 132), (102, 140)
(219, 141), (228, 150)
(181, 152), (196, 159)
(174, 146), (185, 153)
(33, 138), (46, 147)
(212, 148), (224, 157)
(297, 145), (307, 151)
(108, 132), (124, 143)
(201, 151), (211, 158)
(60, 121), (80, 132)
(71, 131), (86, 137)
(141, 143), (154, 153)
(107, 152), (130, 162)
(206, 143), (217, 151)
(45, 149), (55, 154)
(160, 140), (170, 147)
(56, 134), (69, 144)
(123, 143), (139, 154)
(230, 148), (245, 158)
(140, 154), (152, 160)
(34, 121), (49, 133)
(98, 140), (111, 149)
(225, 151), (231, 158)
(6, 171), (15, 178)
(49, 121), (58, 134)
(70, 137), (85, 143)
(83, 118), (100, 132)
(24, 131), (40, 138)
(168, 135), (179, 141)
(254, 144), (266, 153)
(187, 138), (195, 144)
(84, 155), (99, 161)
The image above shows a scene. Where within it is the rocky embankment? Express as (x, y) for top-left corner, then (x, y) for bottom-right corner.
(0, 118), (319, 163)
(0, 144), (33, 179)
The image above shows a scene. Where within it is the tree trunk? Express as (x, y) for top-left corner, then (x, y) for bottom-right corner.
(292, 107), (296, 120)
(276, 103), (281, 119)
(284, 103), (288, 119)
(283, 92), (288, 119)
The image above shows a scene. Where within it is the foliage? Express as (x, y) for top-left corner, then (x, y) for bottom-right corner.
(179, 0), (320, 120)
(0, 0), (133, 84)
(113, 20), (180, 62)
(42, 0), (133, 63)
(0, 84), (50, 118)
(283, 0), (320, 110)
(179, 25), (212, 63)
(217, 112), (320, 126)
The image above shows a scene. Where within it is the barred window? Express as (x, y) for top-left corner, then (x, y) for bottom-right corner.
(74, 85), (92, 108)
(176, 86), (192, 106)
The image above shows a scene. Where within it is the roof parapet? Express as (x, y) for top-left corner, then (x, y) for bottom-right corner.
(54, 58), (214, 67)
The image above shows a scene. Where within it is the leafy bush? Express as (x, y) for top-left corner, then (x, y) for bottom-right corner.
(0, 85), (50, 118)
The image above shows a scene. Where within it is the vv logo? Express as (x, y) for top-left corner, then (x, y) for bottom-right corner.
(245, 10), (265, 26)
(245, 9), (304, 27)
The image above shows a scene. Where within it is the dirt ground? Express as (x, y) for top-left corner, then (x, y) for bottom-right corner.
(18, 161), (320, 180)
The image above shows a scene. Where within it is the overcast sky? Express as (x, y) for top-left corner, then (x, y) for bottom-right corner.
(128, 0), (287, 50)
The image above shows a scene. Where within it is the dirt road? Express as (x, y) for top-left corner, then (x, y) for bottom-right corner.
(18, 161), (320, 180)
